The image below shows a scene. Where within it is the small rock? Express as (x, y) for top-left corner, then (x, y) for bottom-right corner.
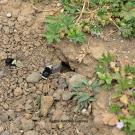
(58, 78), (68, 89)
(88, 104), (92, 114)
(0, 70), (4, 78)
(0, 0), (8, 5)
(37, 120), (46, 129)
(112, 128), (125, 135)
(102, 112), (118, 126)
(67, 74), (86, 90)
(7, 110), (15, 120)
(120, 95), (128, 105)
(26, 72), (42, 83)
(53, 89), (63, 100)
(40, 96), (54, 116)
(62, 91), (72, 101)
(81, 108), (89, 116)
(90, 46), (106, 60)
(24, 113), (32, 120)
(61, 113), (69, 121)
(14, 87), (23, 97)
(52, 110), (63, 121)
(6, 12), (12, 18)
(21, 118), (35, 131)
(0, 126), (4, 133)
(95, 91), (108, 109)
(9, 123), (19, 133)
(16, 60), (23, 68)
(2, 103), (9, 110)
(1, 131), (10, 135)
(0, 112), (8, 122)
(12, 0), (22, 8)
(24, 130), (38, 135)
(0, 51), (7, 60)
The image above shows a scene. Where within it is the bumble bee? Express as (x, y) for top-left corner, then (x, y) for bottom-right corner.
(5, 58), (17, 67)
(41, 65), (53, 79)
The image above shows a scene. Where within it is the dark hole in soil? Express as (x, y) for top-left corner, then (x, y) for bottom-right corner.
(60, 61), (75, 73)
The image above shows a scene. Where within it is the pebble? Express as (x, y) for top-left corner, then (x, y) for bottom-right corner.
(40, 96), (54, 117)
(0, 0), (8, 4)
(6, 12), (12, 18)
(2, 103), (9, 110)
(0, 51), (7, 60)
(0, 126), (4, 133)
(61, 113), (69, 121)
(53, 89), (63, 100)
(24, 113), (32, 120)
(24, 130), (38, 135)
(7, 110), (15, 120)
(26, 72), (42, 83)
(1, 131), (10, 135)
(0, 112), (8, 122)
(0, 70), (4, 78)
(112, 128), (125, 135)
(58, 78), (68, 89)
(81, 108), (89, 116)
(62, 91), (72, 101)
(14, 87), (23, 97)
(21, 118), (35, 131)
(51, 110), (63, 121)
(67, 74), (86, 90)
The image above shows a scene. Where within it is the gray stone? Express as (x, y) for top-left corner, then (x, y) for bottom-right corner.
(21, 118), (35, 131)
(1, 131), (10, 135)
(0, 70), (4, 78)
(12, 0), (22, 8)
(24, 130), (38, 135)
(26, 72), (42, 83)
(0, 112), (8, 122)
(62, 91), (72, 101)
(67, 74), (86, 90)
(53, 89), (63, 101)
(60, 113), (69, 121)
(7, 110), (15, 120)
(40, 96), (54, 117)
(58, 78), (68, 89)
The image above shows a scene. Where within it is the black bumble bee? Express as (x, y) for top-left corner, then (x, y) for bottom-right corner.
(5, 58), (17, 67)
(41, 62), (72, 80)
(41, 65), (53, 79)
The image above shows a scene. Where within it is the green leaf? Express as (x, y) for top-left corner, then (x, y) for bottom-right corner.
(78, 93), (90, 103)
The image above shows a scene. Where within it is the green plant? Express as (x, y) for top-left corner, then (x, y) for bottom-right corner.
(33, 95), (41, 109)
(128, 104), (135, 114)
(116, 77), (133, 91)
(131, 92), (135, 98)
(125, 65), (135, 75)
(93, 53), (135, 135)
(67, 25), (86, 43)
(109, 104), (120, 113)
(122, 117), (135, 135)
(44, 14), (85, 44)
(71, 79), (98, 110)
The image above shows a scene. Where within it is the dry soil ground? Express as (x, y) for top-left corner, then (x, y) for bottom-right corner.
(0, 0), (135, 135)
